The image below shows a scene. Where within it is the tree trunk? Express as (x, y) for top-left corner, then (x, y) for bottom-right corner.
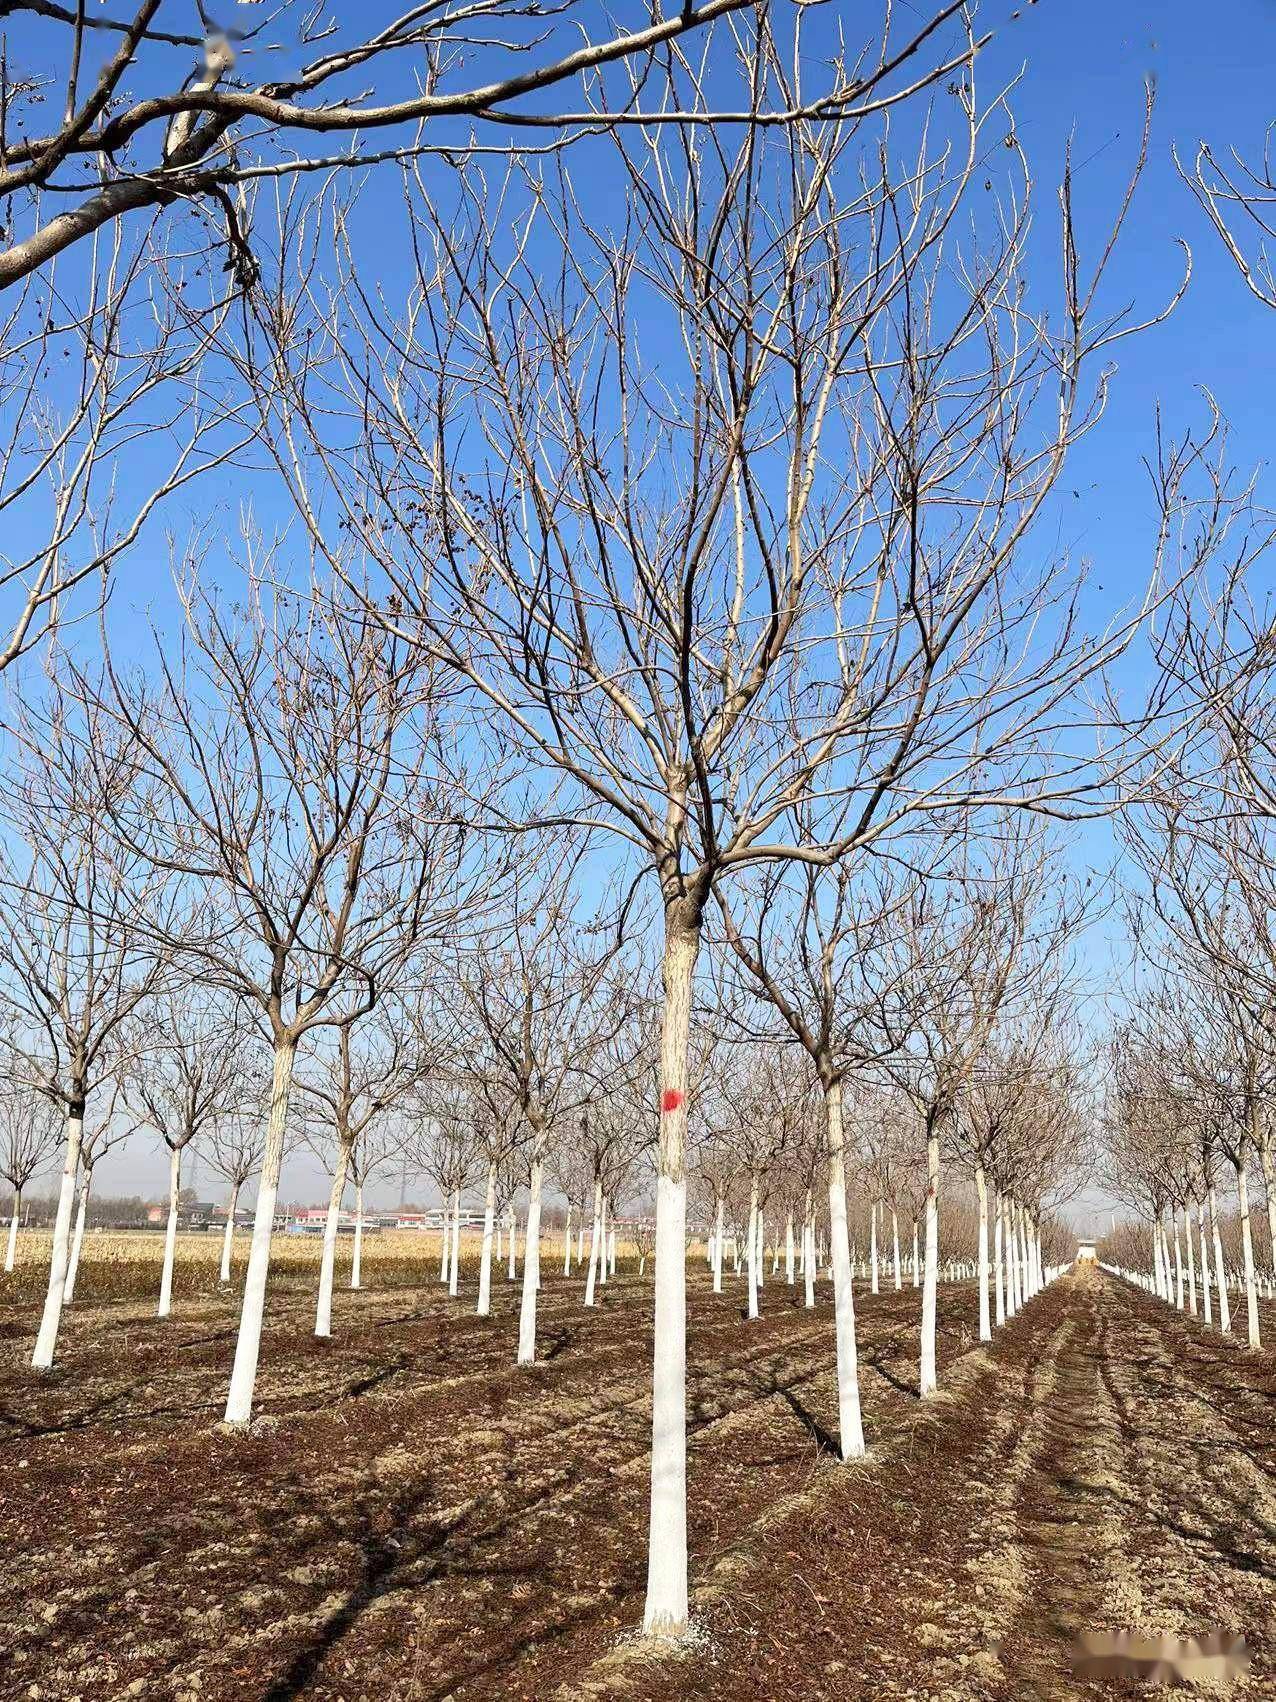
(517, 1143), (545, 1364)
(158, 1145), (184, 1319)
(315, 1141), (352, 1338)
(1172, 1210), (1184, 1310)
(609, 1225), (616, 1276)
(870, 1201), (879, 1295)
(712, 1194), (724, 1295)
(1260, 1137), (1276, 1278)
(993, 1192), (1005, 1329)
(1236, 1161), (1261, 1349)
(912, 1219), (920, 1289)
(64, 1169), (91, 1302)
(920, 1126), (940, 1397)
(351, 1182), (364, 1289)
(5, 1187), (20, 1272)
(1207, 1186), (1230, 1330)
(756, 1208), (765, 1290)
(223, 1038), (296, 1427)
(1184, 1201), (1198, 1316)
(507, 1204), (517, 1279)
(478, 1160), (497, 1317)
(824, 1080), (865, 1460)
(439, 1195), (451, 1284)
(804, 1217), (816, 1309)
(975, 1165), (991, 1343)
(891, 1207), (902, 1292)
(449, 1185), (461, 1297)
(746, 1175), (760, 1320)
(641, 911), (698, 1639)
(32, 1103), (85, 1369)
(563, 1201), (572, 1277)
(220, 1181), (239, 1284)
(598, 1194), (609, 1287)
(1198, 1205), (1212, 1326)
(585, 1179), (603, 1307)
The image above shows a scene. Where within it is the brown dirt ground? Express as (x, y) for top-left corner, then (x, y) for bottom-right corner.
(1, 1263), (1274, 1701)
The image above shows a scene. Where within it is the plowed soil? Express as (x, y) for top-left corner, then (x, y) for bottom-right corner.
(1, 1263), (1273, 1701)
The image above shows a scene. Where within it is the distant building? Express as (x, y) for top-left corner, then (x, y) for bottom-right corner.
(1075, 1240), (1097, 1263)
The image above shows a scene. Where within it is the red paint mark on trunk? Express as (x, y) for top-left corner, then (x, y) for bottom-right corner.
(661, 1089), (684, 1114)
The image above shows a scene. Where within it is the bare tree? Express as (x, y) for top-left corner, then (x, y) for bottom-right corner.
(62, 1096), (138, 1303)
(260, 26), (1180, 1630)
(122, 988), (244, 1317)
(0, 681), (173, 1368)
(206, 1100), (261, 1286)
(70, 571), (484, 1425)
(0, 1085), (61, 1271)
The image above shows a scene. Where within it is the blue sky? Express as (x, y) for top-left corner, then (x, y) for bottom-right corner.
(7, 0), (1276, 1205)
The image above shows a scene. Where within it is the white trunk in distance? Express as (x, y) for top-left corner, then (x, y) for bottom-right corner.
(507, 1204), (517, 1279)
(577, 1221), (585, 1263)
(993, 1195), (1005, 1327)
(478, 1160), (497, 1316)
(563, 1201), (572, 1276)
(1172, 1211), (1184, 1310)
(351, 1183), (364, 1289)
(32, 1105), (85, 1369)
(64, 1170), (91, 1302)
(158, 1145), (183, 1318)
(315, 1141), (351, 1338)
(439, 1196), (451, 1284)
(516, 1145), (545, 1365)
(975, 1165), (991, 1343)
(746, 1175), (760, 1320)
(609, 1225), (616, 1276)
(641, 911), (697, 1640)
(223, 1038), (296, 1428)
(1198, 1205), (1213, 1325)
(804, 1219), (816, 1309)
(756, 1208), (765, 1290)
(824, 1080), (865, 1460)
(912, 1220), (920, 1289)
(219, 1181), (239, 1283)
(449, 1186), (461, 1298)
(1237, 1162), (1261, 1349)
(5, 1188), (21, 1272)
(712, 1195), (724, 1294)
(585, 1179), (603, 1307)
(1260, 1138), (1276, 1278)
(598, 1194), (608, 1287)
(891, 1207), (902, 1291)
(870, 1201), (879, 1295)
(919, 1127), (940, 1397)
(1184, 1201), (1198, 1316)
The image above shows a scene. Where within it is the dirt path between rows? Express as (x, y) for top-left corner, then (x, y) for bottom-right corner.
(609, 1265), (1276, 1702)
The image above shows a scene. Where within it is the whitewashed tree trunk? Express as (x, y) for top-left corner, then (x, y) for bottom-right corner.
(1172, 1211), (1185, 1310)
(1236, 1162), (1261, 1349)
(439, 1197), (451, 1284)
(608, 1224), (616, 1276)
(219, 1181), (240, 1284)
(756, 1208), (765, 1290)
(891, 1207), (902, 1291)
(64, 1170), (91, 1302)
(585, 1179), (603, 1307)
(351, 1183), (364, 1289)
(5, 1189), (20, 1272)
(598, 1194), (609, 1287)
(912, 1219), (920, 1289)
(975, 1165), (991, 1343)
(32, 1104), (85, 1369)
(804, 1218), (816, 1309)
(223, 1038), (296, 1427)
(563, 1201), (572, 1276)
(642, 913), (697, 1639)
(478, 1160), (497, 1317)
(746, 1175), (760, 1320)
(577, 1221), (585, 1263)
(158, 1145), (183, 1319)
(508, 1204), (517, 1279)
(1261, 1138), (1276, 1278)
(315, 1142), (352, 1338)
(517, 1145), (545, 1365)
(870, 1201), (879, 1295)
(824, 1080), (865, 1460)
(449, 1185), (461, 1298)
(920, 1127), (940, 1397)
(1209, 1185), (1232, 1333)
(1184, 1201), (1198, 1316)
(993, 1193), (1005, 1328)
(712, 1195), (724, 1294)
(1198, 1207), (1212, 1324)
